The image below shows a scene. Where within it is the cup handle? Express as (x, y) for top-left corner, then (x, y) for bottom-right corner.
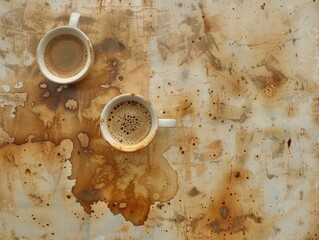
(158, 119), (176, 128)
(69, 12), (81, 28)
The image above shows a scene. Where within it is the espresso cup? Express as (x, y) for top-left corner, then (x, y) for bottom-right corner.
(36, 12), (94, 84)
(100, 93), (176, 152)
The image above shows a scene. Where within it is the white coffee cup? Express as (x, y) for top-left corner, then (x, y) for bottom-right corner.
(100, 93), (176, 152)
(36, 12), (94, 84)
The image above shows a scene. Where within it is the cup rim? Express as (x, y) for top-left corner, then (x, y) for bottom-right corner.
(36, 26), (94, 85)
(100, 93), (158, 152)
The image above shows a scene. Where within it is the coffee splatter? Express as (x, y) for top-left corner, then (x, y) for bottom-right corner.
(70, 142), (178, 226)
(96, 38), (126, 54)
(0, 0), (318, 239)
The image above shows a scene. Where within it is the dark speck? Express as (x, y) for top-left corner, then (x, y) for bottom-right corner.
(287, 138), (292, 148)
(188, 187), (200, 196)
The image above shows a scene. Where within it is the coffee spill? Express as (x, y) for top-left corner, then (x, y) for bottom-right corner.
(0, 0), (179, 228)
(0, 92), (28, 118)
(70, 141), (178, 226)
(0, 138), (73, 210)
(199, 168), (265, 238)
(1, 0), (319, 239)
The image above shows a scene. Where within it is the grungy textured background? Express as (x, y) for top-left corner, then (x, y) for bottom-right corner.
(0, 0), (318, 239)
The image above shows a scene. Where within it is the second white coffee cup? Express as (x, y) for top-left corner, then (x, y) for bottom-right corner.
(37, 12), (94, 84)
(100, 93), (176, 152)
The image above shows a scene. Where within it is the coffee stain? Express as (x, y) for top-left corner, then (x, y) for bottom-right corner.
(1, 7), (25, 29)
(0, 92), (28, 118)
(24, 4), (175, 228)
(202, 13), (226, 40)
(31, 104), (55, 128)
(207, 93), (250, 123)
(95, 38), (126, 55)
(311, 98), (319, 125)
(176, 97), (194, 118)
(286, 104), (299, 118)
(1, 0), (318, 239)
(171, 156), (269, 239)
(204, 140), (223, 160)
(257, 55), (288, 98)
(70, 141), (178, 226)
(188, 187), (200, 197)
(287, 138), (292, 149)
(0, 138), (73, 210)
(105, 58), (121, 85)
(166, 130), (212, 180)
(184, 14), (223, 71)
(143, 0), (153, 6)
(0, 0), (170, 229)
(0, 128), (14, 147)
(155, 4), (223, 72)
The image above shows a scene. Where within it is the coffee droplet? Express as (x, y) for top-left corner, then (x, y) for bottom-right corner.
(107, 100), (152, 145)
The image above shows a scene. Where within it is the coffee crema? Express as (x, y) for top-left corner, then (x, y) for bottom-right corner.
(107, 100), (152, 145)
(44, 34), (87, 78)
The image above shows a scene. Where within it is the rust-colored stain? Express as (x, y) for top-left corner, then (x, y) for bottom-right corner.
(69, 142), (178, 226)
(0, 0), (319, 239)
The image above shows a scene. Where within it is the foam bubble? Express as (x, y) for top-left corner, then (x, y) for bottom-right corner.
(107, 100), (152, 145)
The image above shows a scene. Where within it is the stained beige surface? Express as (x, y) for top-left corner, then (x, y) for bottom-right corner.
(0, 0), (318, 239)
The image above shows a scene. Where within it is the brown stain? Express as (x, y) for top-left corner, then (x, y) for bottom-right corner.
(235, 130), (256, 164)
(1, 1), (318, 239)
(311, 98), (319, 125)
(105, 58), (121, 85)
(257, 55), (288, 98)
(172, 130), (208, 180)
(207, 93), (250, 123)
(0, 139), (73, 210)
(0, 0), (175, 229)
(204, 140), (223, 160)
(95, 38), (126, 55)
(70, 141), (178, 226)
(165, 10), (223, 71)
(235, 127), (287, 164)
(202, 14), (226, 39)
(187, 162), (267, 239)
(287, 138), (292, 149)
(237, 55), (289, 102)
(286, 104), (299, 118)
(176, 97), (194, 118)
(188, 187), (200, 197)
(144, 0), (154, 6)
